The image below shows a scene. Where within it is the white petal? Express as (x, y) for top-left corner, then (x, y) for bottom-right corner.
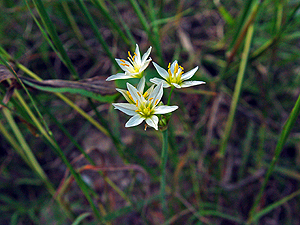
(181, 66), (198, 81)
(155, 105), (178, 114)
(116, 88), (133, 103)
(148, 82), (163, 106)
(150, 78), (170, 88)
(127, 83), (145, 103)
(137, 76), (145, 93)
(106, 73), (130, 81)
(145, 84), (155, 96)
(170, 60), (178, 73)
(172, 83), (182, 88)
(116, 59), (134, 72)
(134, 44), (141, 65)
(141, 46), (152, 65)
(125, 114), (144, 127)
(152, 62), (169, 79)
(145, 116), (159, 130)
(112, 103), (137, 116)
(139, 58), (151, 73)
(180, 81), (206, 88)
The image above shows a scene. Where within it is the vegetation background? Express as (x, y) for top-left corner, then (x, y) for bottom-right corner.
(1, 0), (300, 224)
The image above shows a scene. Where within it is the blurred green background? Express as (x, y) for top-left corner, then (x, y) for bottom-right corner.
(1, 0), (300, 224)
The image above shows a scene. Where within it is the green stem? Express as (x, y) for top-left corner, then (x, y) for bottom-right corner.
(167, 86), (175, 106)
(160, 129), (169, 216)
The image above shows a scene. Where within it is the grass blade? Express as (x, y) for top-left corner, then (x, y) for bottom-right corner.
(247, 92), (300, 223)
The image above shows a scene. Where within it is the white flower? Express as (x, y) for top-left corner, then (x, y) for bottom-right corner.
(116, 76), (155, 104)
(113, 82), (178, 130)
(106, 44), (152, 81)
(150, 60), (205, 88)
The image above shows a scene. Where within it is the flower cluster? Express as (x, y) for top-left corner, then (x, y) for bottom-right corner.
(107, 44), (205, 130)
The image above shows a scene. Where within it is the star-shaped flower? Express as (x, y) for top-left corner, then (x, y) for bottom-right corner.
(113, 82), (178, 130)
(150, 60), (205, 88)
(106, 44), (152, 81)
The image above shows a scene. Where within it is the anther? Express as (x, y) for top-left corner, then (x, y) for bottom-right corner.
(137, 92), (141, 97)
(135, 100), (138, 107)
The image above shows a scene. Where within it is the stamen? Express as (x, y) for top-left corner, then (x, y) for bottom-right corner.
(144, 124), (148, 131)
(137, 92), (141, 97)
(121, 63), (129, 67)
(149, 97), (154, 101)
(120, 59), (126, 63)
(168, 68), (172, 77)
(154, 99), (159, 105)
(174, 63), (179, 74)
(128, 51), (132, 58)
(143, 92), (148, 98)
(135, 109), (140, 112)
(168, 63), (171, 69)
(135, 100), (138, 107)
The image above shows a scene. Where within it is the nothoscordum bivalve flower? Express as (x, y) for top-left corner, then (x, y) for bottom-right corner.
(106, 44), (152, 81)
(112, 82), (178, 130)
(150, 60), (205, 88)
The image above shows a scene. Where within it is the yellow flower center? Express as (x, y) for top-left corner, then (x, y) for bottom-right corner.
(167, 62), (184, 85)
(134, 94), (157, 118)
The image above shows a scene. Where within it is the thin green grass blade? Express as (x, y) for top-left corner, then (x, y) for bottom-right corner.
(128, 0), (164, 66)
(106, 0), (136, 46)
(2, 108), (55, 195)
(0, 120), (29, 165)
(90, 0), (131, 46)
(71, 212), (92, 225)
(14, 62), (110, 137)
(74, 0), (117, 67)
(28, 0), (79, 79)
(39, 99), (131, 204)
(251, 189), (300, 223)
(60, 1), (86, 46)
(247, 92), (300, 224)
(228, 0), (255, 50)
(219, 24), (254, 159)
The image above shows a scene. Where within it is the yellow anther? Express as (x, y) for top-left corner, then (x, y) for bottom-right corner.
(135, 109), (140, 112)
(135, 100), (138, 107)
(168, 68), (172, 77)
(121, 63), (129, 67)
(154, 99), (159, 105)
(143, 92), (148, 98)
(174, 63), (179, 74)
(149, 97), (154, 101)
(120, 59), (126, 63)
(132, 54), (136, 61)
(128, 51), (132, 58)
(168, 63), (171, 69)
(137, 92), (141, 97)
(179, 65), (184, 70)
